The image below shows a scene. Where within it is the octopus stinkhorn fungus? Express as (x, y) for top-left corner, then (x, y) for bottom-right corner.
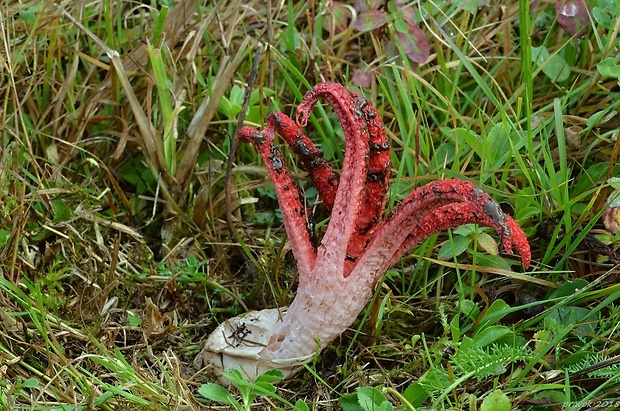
(195, 83), (531, 381)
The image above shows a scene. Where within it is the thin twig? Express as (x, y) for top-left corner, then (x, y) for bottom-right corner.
(225, 43), (264, 272)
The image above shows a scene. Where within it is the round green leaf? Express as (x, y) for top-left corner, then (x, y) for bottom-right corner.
(197, 383), (235, 405)
(481, 390), (511, 411)
(532, 46), (570, 83)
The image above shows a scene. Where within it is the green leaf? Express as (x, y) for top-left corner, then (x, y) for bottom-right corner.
(417, 368), (451, 392)
(475, 254), (513, 271)
(481, 390), (511, 411)
(531, 46), (570, 83)
(340, 387), (393, 411)
(477, 232), (499, 256)
(443, 127), (479, 153)
(118, 156), (157, 194)
(456, 299), (480, 319)
(472, 325), (512, 348)
(340, 393), (364, 411)
(357, 387), (392, 411)
(255, 369), (285, 384)
(294, 399), (310, 411)
(592, 0), (617, 27)
(550, 279), (589, 298)
(403, 382), (429, 408)
(430, 142), (456, 172)
(127, 315), (142, 327)
(19, 5), (40, 25)
(547, 305), (596, 333)
(218, 96), (236, 118)
(21, 378), (39, 388)
(94, 391), (115, 406)
(147, 45), (175, 172)
(586, 108), (618, 129)
(0, 229), (9, 247)
(459, 336), (475, 351)
(597, 56), (620, 80)
(253, 381), (277, 396)
(479, 299), (511, 327)
(453, 225), (474, 236)
(197, 383), (236, 405)
(437, 235), (471, 260)
(151, 5), (169, 44)
(51, 200), (72, 223)
(560, 350), (597, 367)
(450, 313), (460, 342)
(456, 0), (489, 13)
(515, 205), (541, 220)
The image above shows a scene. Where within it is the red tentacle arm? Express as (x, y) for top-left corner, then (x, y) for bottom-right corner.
(296, 83), (391, 275)
(350, 203), (527, 289)
(355, 95), (391, 237)
(294, 83), (370, 280)
(349, 179), (531, 286)
(384, 200), (530, 269)
(268, 112), (338, 210)
(238, 124), (317, 276)
(342, 94), (391, 275)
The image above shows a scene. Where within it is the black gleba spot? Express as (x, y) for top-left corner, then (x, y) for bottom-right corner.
(269, 146), (283, 171)
(483, 200), (506, 223)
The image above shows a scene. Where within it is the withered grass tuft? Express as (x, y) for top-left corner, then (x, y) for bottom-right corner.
(1, 0), (620, 409)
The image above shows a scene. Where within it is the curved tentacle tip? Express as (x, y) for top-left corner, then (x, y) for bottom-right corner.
(480, 193), (531, 269)
(294, 83), (343, 128)
(294, 91), (314, 127)
(238, 126), (264, 143)
(503, 217), (532, 268)
(295, 108), (311, 128)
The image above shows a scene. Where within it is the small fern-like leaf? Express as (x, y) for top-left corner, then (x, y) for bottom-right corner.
(451, 343), (532, 380)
